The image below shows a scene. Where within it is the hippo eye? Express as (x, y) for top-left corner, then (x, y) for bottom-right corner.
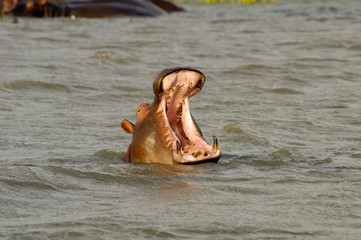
(136, 103), (150, 118)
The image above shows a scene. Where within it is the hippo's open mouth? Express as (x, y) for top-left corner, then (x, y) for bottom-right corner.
(156, 68), (221, 164)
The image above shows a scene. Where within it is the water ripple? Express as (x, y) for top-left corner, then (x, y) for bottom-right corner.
(2, 80), (71, 93)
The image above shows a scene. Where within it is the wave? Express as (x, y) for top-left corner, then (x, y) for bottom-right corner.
(0, 178), (57, 191)
(222, 123), (271, 147)
(2, 80), (71, 93)
(220, 148), (297, 168)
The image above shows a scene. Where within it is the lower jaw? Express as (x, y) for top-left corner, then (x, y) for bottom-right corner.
(172, 152), (222, 165)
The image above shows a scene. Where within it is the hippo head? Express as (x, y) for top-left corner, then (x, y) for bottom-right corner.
(121, 67), (221, 165)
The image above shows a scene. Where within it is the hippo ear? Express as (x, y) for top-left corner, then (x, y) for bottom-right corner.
(121, 120), (135, 134)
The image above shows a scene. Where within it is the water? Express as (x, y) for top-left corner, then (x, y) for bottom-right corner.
(1, 0), (361, 239)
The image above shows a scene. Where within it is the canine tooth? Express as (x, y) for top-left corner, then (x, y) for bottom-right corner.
(212, 136), (218, 152)
(177, 141), (182, 156)
(192, 151), (199, 158)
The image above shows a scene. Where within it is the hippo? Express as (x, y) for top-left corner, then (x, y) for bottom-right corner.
(60, 0), (184, 13)
(63, 0), (184, 14)
(1, 0), (17, 16)
(63, 2), (158, 18)
(3, 0), (183, 18)
(64, 0), (167, 16)
(149, 0), (183, 12)
(121, 67), (221, 165)
(5, 0), (159, 17)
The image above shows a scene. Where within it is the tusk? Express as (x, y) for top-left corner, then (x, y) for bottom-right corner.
(177, 141), (182, 156)
(212, 135), (218, 152)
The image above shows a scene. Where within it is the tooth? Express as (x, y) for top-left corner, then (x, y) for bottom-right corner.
(212, 136), (218, 152)
(204, 149), (209, 156)
(192, 151), (199, 158)
(177, 105), (182, 122)
(177, 141), (182, 156)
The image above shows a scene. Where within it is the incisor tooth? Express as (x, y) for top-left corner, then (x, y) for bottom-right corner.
(212, 136), (218, 152)
(192, 151), (199, 158)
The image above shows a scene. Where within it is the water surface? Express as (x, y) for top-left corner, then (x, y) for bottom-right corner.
(1, 0), (361, 239)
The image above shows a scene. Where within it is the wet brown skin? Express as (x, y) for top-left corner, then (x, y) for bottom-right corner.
(149, 0), (183, 12)
(121, 67), (221, 165)
(3, 0), (183, 18)
(5, 1), (157, 17)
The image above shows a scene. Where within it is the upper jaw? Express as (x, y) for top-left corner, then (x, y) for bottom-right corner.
(155, 68), (221, 164)
(153, 67), (205, 97)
